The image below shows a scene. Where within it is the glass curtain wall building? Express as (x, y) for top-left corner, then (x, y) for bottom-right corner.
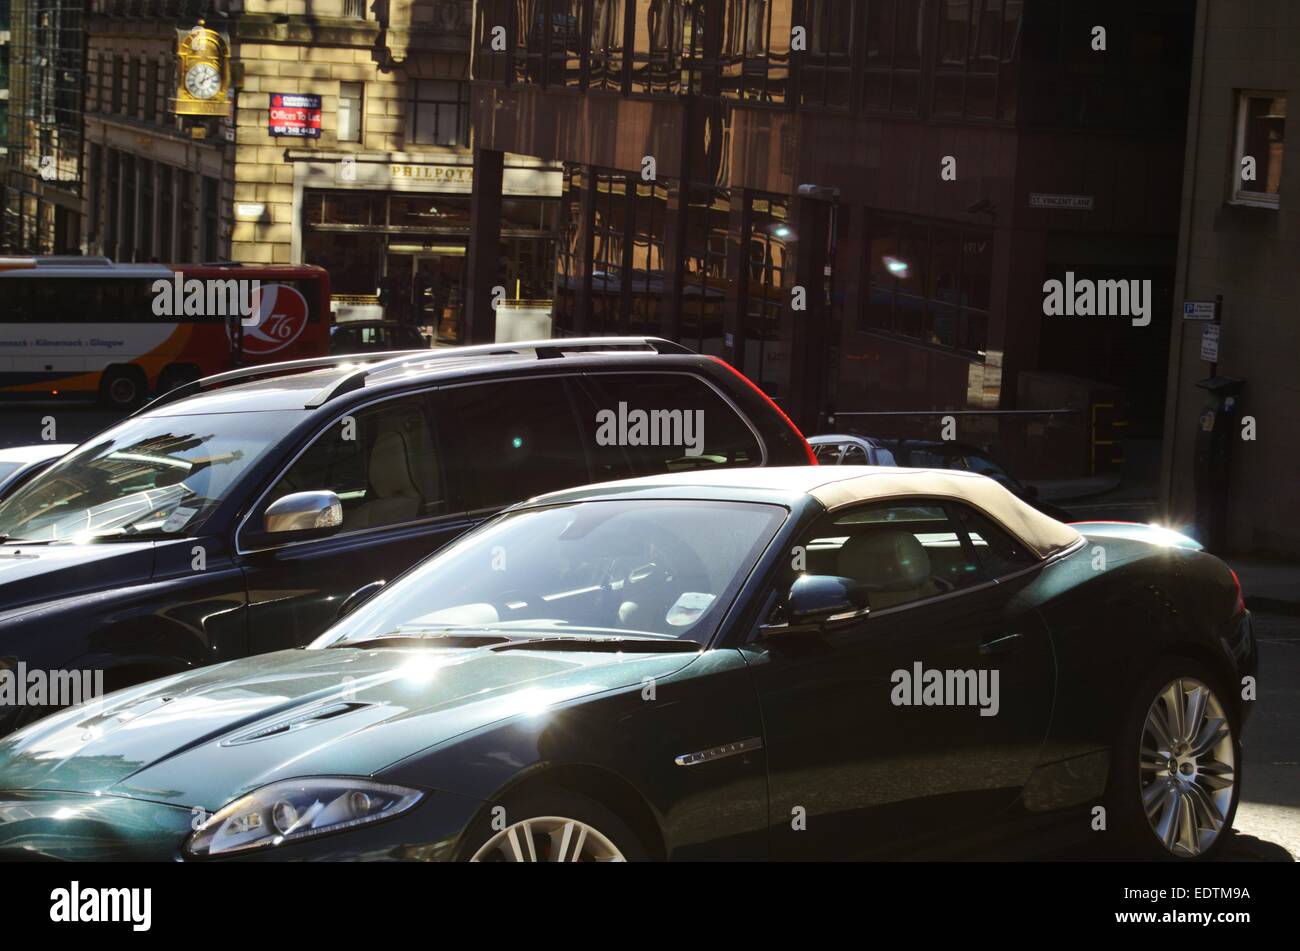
(466, 0), (1193, 477)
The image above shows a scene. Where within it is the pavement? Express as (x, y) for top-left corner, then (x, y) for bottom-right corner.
(1219, 557), (1299, 861)
(1233, 558), (1300, 616)
(1226, 610), (1300, 861)
(1031, 475), (1124, 503)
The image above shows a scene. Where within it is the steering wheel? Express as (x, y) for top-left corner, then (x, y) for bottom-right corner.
(598, 526), (713, 630)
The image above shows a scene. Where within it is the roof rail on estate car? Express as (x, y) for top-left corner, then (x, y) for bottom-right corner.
(137, 350), (430, 415)
(303, 336), (695, 407)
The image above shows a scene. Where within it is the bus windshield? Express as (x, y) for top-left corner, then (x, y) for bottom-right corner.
(0, 411), (299, 543)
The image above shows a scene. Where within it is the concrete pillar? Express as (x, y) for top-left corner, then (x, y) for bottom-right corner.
(721, 187), (750, 369)
(661, 180), (687, 343)
(464, 147), (504, 344)
(787, 195), (832, 432)
(572, 165), (596, 335)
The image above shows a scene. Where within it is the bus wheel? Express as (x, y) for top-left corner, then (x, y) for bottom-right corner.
(100, 366), (147, 409)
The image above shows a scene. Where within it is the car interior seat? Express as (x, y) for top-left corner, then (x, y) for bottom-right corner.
(836, 530), (940, 609)
(347, 429), (424, 529)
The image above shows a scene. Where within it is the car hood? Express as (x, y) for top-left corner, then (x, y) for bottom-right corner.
(0, 643), (699, 810)
(0, 541), (155, 617)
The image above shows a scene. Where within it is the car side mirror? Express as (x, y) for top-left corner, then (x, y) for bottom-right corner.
(337, 580), (385, 621)
(263, 491), (343, 539)
(760, 574), (870, 640)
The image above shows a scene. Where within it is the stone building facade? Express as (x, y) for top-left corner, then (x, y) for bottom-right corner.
(83, 0), (560, 337)
(1160, 0), (1300, 555)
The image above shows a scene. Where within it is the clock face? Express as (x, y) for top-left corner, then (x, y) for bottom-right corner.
(185, 62), (221, 100)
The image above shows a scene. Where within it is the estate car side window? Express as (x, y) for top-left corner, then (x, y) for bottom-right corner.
(792, 502), (982, 613)
(952, 505), (1038, 579)
(586, 373), (763, 474)
(266, 397), (445, 533)
(438, 378), (592, 511)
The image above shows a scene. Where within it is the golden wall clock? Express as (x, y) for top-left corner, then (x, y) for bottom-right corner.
(172, 20), (232, 117)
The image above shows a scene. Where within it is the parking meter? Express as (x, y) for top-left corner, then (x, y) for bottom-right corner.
(1192, 376), (1245, 553)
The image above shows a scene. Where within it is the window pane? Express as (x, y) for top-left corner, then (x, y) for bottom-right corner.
(933, 73), (964, 115)
(803, 0), (853, 109)
(1242, 96), (1286, 196)
(1001, 0), (1022, 63)
(440, 379), (591, 510)
(863, 72), (890, 111)
(793, 503), (982, 610)
(515, 0), (545, 83)
(966, 74), (996, 117)
(591, 0), (627, 90)
(862, 217), (991, 354)
(938, 0), (970, 66)
(587, 372), (762, 473)
(841, 444), (868, 464)
(682, 185), (730, 356)
(269, 398), (446, 531)
(435, 103), (461, 145)
(864, 0), (893, 64)
(338, 82), (362, 142)
(955, 504), (1037, 577)
(390, 194), (472, 229)
(896, 220), (928, 295)
(962, 231), (992, 311)
(891, 70), (919, 112)
(473, 0), (512, 82)
(894, 0), (923, 68)
(975, 0), (1001, 64)
(632, 0), (684, 94)
(303, 230), (384, 295)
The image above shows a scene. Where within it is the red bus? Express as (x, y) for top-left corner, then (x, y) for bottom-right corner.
(0, 257), (331, 407)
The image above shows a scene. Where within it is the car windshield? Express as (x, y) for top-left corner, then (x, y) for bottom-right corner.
(0, 411), (299, 542)
(0, 462), (24, 483)
(319, 499), (788, 647)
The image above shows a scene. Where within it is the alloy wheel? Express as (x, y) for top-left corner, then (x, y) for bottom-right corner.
(1139, 677), (1236, 857)
(470, 815), (626, 862)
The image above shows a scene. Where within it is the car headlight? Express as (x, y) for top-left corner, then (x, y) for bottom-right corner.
(186, 778), (424, 857)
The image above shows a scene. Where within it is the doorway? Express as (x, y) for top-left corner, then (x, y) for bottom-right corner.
(386, 243), (467, 344)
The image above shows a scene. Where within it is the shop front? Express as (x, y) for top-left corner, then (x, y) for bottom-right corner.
(290, 154), (561, 343)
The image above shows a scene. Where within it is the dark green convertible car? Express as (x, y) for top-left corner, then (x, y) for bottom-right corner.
(0, 467), (1255, 861)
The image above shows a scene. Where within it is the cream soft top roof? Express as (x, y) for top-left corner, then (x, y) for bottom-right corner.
(539, 465), (1082, 560)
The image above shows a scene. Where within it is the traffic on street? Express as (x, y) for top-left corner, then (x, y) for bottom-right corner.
(0, 0), (1292, 936)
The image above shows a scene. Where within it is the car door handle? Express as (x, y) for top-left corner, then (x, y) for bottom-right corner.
(979, 632), (1024, 655)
